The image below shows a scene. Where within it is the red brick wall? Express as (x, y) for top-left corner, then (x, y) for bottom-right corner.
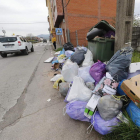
(55, 0), (63, 15)
(63, 0), (117, 47)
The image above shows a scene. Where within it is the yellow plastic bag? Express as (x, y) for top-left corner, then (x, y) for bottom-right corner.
(57, 54), (65, 60)
(53, 77), (65, 89)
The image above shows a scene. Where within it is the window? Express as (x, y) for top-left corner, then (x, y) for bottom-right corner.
(0, 37), (17, 43)
(20, 37), (24, 42)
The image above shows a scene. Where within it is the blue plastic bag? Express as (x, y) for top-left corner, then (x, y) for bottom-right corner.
(66, 101), (90, 122)
(126, 101), (140, 127)
(117, 80), (140, 127)
(91, 112), (119, 135)
(59, 48), (65, 55)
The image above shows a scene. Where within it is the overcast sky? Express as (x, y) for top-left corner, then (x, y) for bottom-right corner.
(0, 0), (49, 36)
(0, 0), (139, 37)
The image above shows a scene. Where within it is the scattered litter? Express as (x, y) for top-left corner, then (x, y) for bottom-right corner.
(47, 99), (51, 102)
(59, 82), (70, 97)
(84, 94), (100, 119)
(82, 49), (94, 67)
(71, 49), (86, 65)
(106, 46), (133, 81)
(53, 77), (64, 89)
(44, 57), (54, 63)
(66, 76), (92, 102)
(129, 62), (140, 73)
(61, 59), (79, 82)
(78, 66), (95, 83)
(85, 82), (95, 91)
(97, 95), (123, 121)
(66, 101), (90, 122)
(91, 112), (119, 135)
(90, 60), (106, 85)
(50, 74), (63, 82)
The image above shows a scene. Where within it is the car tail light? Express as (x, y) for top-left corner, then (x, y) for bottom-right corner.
(18, 41), (21, 46)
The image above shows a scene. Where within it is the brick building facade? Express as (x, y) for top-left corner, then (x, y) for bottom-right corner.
(46, 0), (117, 47)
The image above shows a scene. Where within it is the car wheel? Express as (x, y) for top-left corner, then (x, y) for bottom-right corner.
(24, 47), (29, 55)
(31, 46), (34, 52)
(1, 53), (7, 58)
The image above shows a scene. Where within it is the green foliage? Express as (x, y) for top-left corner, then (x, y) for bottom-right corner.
(103, 112), (140, 140)
(28, 40), (38, 44)
(131, 51), (140, 63)
(133, 15), (140, 27)
(55, 47), (63, 52)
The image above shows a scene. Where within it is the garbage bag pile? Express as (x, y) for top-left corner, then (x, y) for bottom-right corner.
(49, 44), (140, 135)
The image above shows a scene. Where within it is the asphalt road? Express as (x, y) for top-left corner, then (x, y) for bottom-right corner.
(0, 42), (101, 140)
(0, 42), (47, 131)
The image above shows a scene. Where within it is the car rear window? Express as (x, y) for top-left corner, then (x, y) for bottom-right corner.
(0, 37), (17, 43)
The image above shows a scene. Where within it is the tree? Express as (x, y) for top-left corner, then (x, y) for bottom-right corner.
(26, 33), (34, 40)
(133, 15), (140, 27)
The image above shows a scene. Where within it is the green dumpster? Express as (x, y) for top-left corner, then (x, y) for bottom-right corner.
(88, 38), (114, 62)
(87, 20), (115, 62)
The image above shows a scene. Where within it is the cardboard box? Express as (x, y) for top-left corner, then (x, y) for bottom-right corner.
(121, 74), (140, 106)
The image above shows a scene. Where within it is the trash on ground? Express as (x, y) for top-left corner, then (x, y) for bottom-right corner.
(66, 101), (90, 122)
(44, 57), (54, 63)
(71, 49), (86, 65)
(84, 94), (100, 119)
(97, 95), (123, 121)
(66, 76), (92, 102)
(129, 62), (140, 73)
(61, 59), (79, 82)
(85, 82), (95, 90)
(82, 49), (94, 67)
(47, 98), (51, 102)
(106, 46), (133, 81)
(78, 66), (95, 83)
(116, 111), (129, 124)
(121, 74), (140, 107)
(50, 74), (63, 82)
(91, 112), (119, 135)
(53, 77), (64, 89)
(65, 50), (74, 58)
(63, 42), (75, 51)
(89, 60), (106, 85)
(59, 82), (70, 97)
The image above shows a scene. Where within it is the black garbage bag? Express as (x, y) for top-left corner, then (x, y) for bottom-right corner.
(87, 28), (105, 41)
(106, 46), (133, 82)
(71, 49), (86, 65)
(63, 42), (75, 51)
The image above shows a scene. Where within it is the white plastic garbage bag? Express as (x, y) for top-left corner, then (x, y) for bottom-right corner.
(61, 59), (79, 82)
(50, 74), (63, 82)
(78, 66), (95, 83)
(65, 50), (74, 58)
(82, 49), (94, 67)
(67, 76), (92, 102)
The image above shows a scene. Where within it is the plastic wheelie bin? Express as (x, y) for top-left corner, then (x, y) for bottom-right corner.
(88, 38), (114, 62)
(87, 20), (115, 62)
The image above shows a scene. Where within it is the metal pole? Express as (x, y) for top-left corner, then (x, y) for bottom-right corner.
(76, 30), (78, 46)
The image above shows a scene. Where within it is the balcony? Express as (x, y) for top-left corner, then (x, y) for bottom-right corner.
(52, 0), (64, 27)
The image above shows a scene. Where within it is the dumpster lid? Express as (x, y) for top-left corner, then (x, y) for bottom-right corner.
(89, 20), (115, 32)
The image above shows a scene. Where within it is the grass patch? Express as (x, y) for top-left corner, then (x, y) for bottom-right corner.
(132, 51), (140, 63)
(103, 112), (140, 140)
(55, 47), (63, 52)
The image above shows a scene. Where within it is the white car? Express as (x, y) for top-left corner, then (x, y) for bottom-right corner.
(0, 36), (34, 58)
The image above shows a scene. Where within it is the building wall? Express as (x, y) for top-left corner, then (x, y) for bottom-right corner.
(64, 0), (117, 46)
(46, 0), (117, 47)
(46, 0), (54, 31)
